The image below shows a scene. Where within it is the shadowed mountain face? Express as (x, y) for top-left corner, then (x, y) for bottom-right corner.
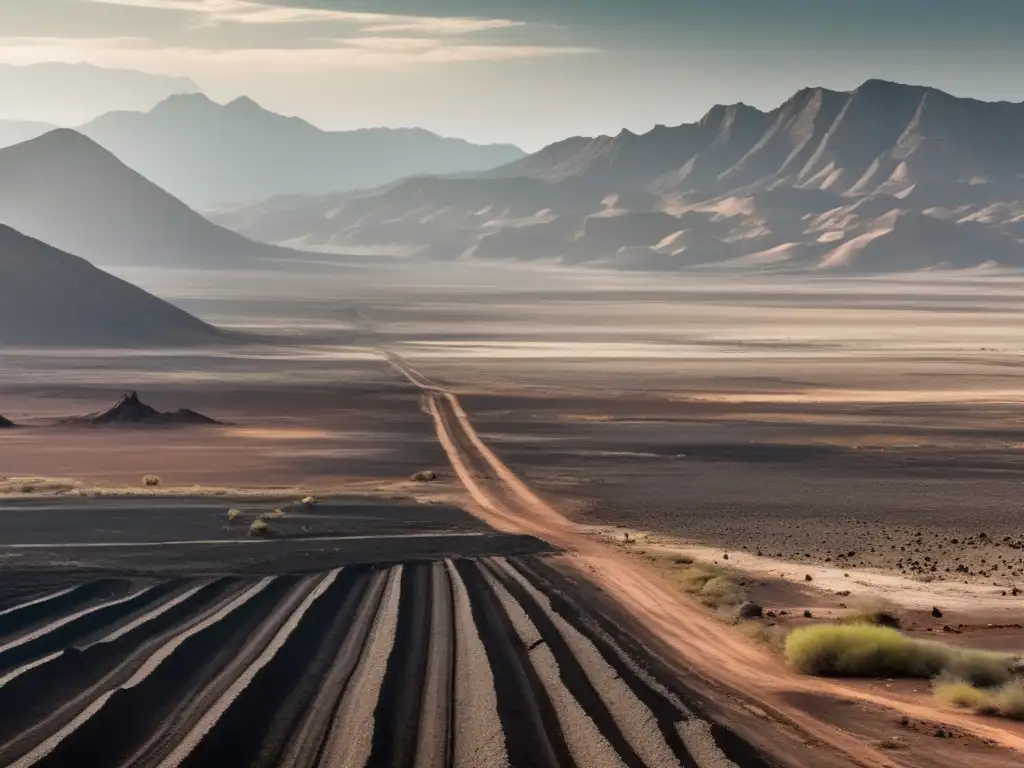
(0, 224), (224, 347)
(212, 80), (1024, 274)
(0, 129), (296, 268)
(0, 63), (198, 126)
(0, 415), (13, 428)
(72, 94), (525, 207)
(61, 391), (221, 426)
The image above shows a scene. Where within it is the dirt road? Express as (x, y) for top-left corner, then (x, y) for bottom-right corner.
(383, 351), (1024, 768)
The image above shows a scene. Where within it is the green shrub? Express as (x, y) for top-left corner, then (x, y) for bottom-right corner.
(787, 624), (1013, 685)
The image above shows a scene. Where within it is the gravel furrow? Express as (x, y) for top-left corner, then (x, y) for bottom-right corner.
(447, 559), (510, 768)
(413, 561), (455, 768)
(493, 558), (685, 767)
(156, 570), (340, 768)
(275, 569), (387, 768)
(319, 564), (403, 768)
(480, 563), (626, 768)
(3, 578), (275, 768)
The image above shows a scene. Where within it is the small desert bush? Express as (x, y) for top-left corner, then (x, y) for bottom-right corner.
(227, 508), (242, 522)
(677, 564), (746, 608)
(143, 475), (161, 487)
(787, 625), (1013, 685)
(249, 518), (269, 537)
(264, 508), (285, 519)
(301, 496), (318, 506)
(935, 679), (1024, 720)
(411, 470), (438, 482)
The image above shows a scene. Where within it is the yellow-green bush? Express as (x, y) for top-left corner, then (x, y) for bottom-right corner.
(786, 624), (1011, 685)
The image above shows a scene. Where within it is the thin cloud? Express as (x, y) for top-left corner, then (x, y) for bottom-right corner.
(85, 0), (527, 34)
(0, 34), (594, 71)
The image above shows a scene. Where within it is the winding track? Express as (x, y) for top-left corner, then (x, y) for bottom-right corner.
(379, 350), (1024, 767)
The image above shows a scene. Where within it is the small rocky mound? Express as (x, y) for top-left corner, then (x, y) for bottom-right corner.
(62, 391), (220, 426)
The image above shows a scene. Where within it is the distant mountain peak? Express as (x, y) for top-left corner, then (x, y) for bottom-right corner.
(226, 95), (263, 111)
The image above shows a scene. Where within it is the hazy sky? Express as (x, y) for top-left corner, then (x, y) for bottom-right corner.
(1, 0), (1023, 148)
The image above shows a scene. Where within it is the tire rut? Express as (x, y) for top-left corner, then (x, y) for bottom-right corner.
(413, 561), (454, 768)
(0, 580), (130, 640)
(0, 581), (181, 676)
(161, 570), (344, 768)
(455, 559), (572, 768)
(513, 558), (766, 768)
(275, 567), (388, 768)
(4, 576), (286, 768)
(0, 578), (235, 753)
(367, 561), (433, 768)
(318, 565), (404, 767)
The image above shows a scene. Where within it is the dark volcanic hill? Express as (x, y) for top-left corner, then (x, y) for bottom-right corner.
(0, 225), (223, 346)
(0, 415), (14, 428)
(212, 80), (1024, 274)
(0, 129), (296, 268)
(76, 93), (525, 207)
(63, 392), (221, 426)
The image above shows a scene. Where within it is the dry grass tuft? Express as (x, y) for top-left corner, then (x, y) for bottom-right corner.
(675, 564), (747, 608)
(0, 476), (80, 495)
(143, 475), (161, 487)
(264, 508), (285, 519)
(227, 508), (242, 522)
(934, 679), (1024, 720)
(248, 518), (269, 537)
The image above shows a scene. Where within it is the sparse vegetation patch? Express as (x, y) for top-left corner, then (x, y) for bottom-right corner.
(143, 475), (161, 487)
(227, 508), (242, 522)
(786, 624), (1013, 685)
(934, 678), (1024, 720)
(249, 518), (269, 537)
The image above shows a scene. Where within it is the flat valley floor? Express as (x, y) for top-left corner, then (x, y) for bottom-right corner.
(4, 262), (1024, 766)
(5, 263), (1024, 578)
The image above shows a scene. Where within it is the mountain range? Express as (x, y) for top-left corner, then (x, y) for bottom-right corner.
(0, 224), (222, 347)
(0, 129), (296, 269)
(0, 94), (525, 207)
(0, 63), (198, 126)
(211, 80), (1024, 273)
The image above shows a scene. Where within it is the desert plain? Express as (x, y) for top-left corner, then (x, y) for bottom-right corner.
(4, 260), (1024, 766)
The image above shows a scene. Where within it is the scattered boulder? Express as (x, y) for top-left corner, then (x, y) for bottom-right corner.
(738, 601), (763, 620)
(61, 391), (221, 426)
(412, 470), (438, 482)
(803, 610), (813, 618)
(804, 574), (813, 582)
(931, 606), (944, 618)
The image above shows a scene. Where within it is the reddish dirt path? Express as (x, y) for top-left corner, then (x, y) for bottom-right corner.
(384, 352), (1024, 768)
